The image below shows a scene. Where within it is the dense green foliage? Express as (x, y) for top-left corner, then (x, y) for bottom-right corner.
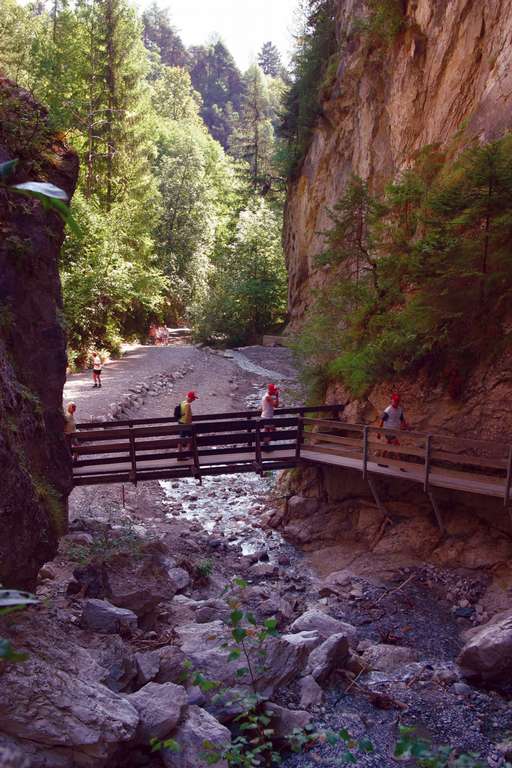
(280, 0), (338, 176)
(1, 0), (289, 358)
(294, 136), (512, 398)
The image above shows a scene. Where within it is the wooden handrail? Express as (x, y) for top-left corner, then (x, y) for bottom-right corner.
(76, 404), (343, 430)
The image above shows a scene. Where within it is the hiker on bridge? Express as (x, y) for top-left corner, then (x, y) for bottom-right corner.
(177, 390), (198, 460)
(64, 402), (78, 460)
(261, 383), (279, 450)
(377, 393), (409, 446)
(92, 352), (103, 388)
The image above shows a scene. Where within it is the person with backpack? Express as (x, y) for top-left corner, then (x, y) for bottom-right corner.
(175, 391), (198, 460)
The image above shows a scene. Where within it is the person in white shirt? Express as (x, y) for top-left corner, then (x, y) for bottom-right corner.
(378, 393), (408, 445)
(261, 384), (279, 451)
(92, 352), (102, 388)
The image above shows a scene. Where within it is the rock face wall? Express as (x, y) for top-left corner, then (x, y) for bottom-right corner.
(284, 0), (512, 440)
(285, 0), (512, 325)
(0, 77), (78, 588)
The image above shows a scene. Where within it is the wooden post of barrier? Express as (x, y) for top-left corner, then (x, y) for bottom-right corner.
(296, 416), (303, 462)
(247, 415), (253, 449)
(128, 426), (137, 485)
(424, 435), (432, 493)
(505, 445), (512, 510)
(191, 429), (202, 484)
(362, 426), (369, 480)
(255, 420), (263, 474)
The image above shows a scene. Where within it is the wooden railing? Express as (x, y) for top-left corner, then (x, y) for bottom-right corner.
(71, 406), (342, 486)
(71, 407), (512, 510)
(300, 419), (512, 507)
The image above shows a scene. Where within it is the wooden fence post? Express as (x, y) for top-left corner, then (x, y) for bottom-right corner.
(128, 426), (137, 485)
(424, 434), (432, 493)
(295, 415), (303, 462)
(362, 426), (369, 480)
(247, 415), (253, 449)
(255, 420), (263, 474)
(191, 429), (202, 483)
(505, 445), (512, 508)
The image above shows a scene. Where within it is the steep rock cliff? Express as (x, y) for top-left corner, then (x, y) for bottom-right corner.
(285, 0), (512, 439)
(0, 77), (78, 588)
(285, 0), (512, 325)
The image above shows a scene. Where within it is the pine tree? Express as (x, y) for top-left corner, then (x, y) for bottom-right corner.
(188, 40), (244, 148)
(229, 64), (274, 187)
(258, 41), (282, 77)
(142, 2), (189, 68)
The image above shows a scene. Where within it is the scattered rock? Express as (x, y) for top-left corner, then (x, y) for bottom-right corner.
(457, 611), (512, 685)
(266, 703), (311, 742)
(127, 682), (187, 743)
(38, 562), (58, 581)
(299, 675), (324, 708)
(168, 567), (191, 592)
(290, 609), (359, 646)
(135, 650), (161, 686)
(249, 562), (278, 578)
(361, 644), (417, 672)
(281, 630), (322, 651)
(81, 599), (138, 635)
(161, 705), (230, 768)
(306, 633), (350, 684)
(452, 682), (473, 696)
(259, 595), (294, 622)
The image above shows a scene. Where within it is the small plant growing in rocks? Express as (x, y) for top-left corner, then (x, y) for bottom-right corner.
(0, 589), (38, 664)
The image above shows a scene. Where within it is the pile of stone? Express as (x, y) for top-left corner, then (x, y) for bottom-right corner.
(107, 366), (194, 421)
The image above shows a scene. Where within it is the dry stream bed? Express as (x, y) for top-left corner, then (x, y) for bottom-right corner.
(0, 345), (511, 767)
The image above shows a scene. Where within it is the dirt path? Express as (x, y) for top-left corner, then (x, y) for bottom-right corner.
(64, 343), (299, 423)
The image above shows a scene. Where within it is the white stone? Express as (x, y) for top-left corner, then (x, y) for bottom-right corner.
(127, 682), (187, 743)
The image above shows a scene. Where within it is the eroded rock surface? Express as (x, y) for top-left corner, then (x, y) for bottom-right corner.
(0, 77), (78, 587)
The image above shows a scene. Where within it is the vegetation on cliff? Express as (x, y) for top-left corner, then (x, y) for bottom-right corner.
(294, 137), (512, 397)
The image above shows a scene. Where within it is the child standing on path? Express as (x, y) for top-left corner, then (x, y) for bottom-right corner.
(92, 352), (102, 388)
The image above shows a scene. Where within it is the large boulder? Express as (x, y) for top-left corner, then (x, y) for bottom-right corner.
(361, 644), (417, 672)
(306, 633), (350, 684)
(107, 556), (178, 618)
(290, 609), (359, 646)
(81, 599), (138, 635)
(176, 621), (310, 698)
(457, 611), (512, 684)
(0, 652), (139, 766)
(126, 682), (187, 743)
(161, 706), (230, 768)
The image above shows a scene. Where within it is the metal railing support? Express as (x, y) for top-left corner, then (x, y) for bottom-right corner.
(428, 490), (445, 534)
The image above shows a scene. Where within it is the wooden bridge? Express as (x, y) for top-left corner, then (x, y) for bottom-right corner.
(71, 405), (512, 529)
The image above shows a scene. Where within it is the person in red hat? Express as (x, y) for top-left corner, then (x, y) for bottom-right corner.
(177, 391), (198, 460)
(261, 383), (279, 451)
(378, 393), (409, 447)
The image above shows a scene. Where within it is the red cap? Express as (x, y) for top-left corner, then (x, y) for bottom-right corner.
(268, 384), (278, 395)
(391, 393), (400, 405)
(187, 391), (198, 401)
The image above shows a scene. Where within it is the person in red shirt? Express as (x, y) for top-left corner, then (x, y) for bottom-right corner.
(261, 383), (279, 451)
